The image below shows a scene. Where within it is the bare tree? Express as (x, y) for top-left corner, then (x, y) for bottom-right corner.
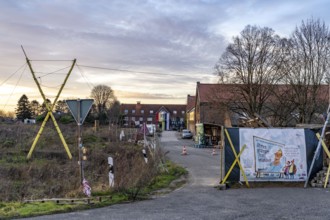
(55, 100), (69, 113)
(285, 18), (330, 123)
(90, 84), (116, 122)
(215, 25), (286, 118)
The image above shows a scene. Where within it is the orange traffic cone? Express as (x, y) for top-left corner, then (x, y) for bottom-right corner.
(212, 148), (217, 156)
(181, 146), (188, 155)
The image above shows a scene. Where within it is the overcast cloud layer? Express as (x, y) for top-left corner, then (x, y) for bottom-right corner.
(0, 0), (329, 111)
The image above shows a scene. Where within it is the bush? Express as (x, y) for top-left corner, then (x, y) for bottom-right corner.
(59, 115), (74, 124)
(35, 115), (45, 122)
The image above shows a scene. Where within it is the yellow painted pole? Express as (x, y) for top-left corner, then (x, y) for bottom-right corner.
(49, 112), (72, 159)
(27, 112), (50, 159)
(53, 59), (76, 104)
(224, 129), (250, 187)
(25, 54), (54, 159)
(221, 144), (246, 184)
(316, 133), (330, 157)
(23, 46), (76, 159)
(316, 133), (330, 188)
(45, 59), (76, 159)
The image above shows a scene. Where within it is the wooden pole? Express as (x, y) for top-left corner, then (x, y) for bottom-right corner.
(22, 46), (75, 159)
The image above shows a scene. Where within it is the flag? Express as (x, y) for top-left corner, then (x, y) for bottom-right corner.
(82, 178), (91, 197)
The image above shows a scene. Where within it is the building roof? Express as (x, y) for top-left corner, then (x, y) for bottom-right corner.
(196, 82), (330, 104)
(196, 82), (236, 103)
(186, 95), (195, 112)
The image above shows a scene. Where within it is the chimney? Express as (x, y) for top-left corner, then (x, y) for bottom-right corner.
(136, 101), (141, 112)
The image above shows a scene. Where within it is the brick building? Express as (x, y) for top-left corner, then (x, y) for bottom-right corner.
(120, 101), (186, 131)
(186, 95), (196, 134)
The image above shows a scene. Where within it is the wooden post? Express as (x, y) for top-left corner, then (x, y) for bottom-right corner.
(220, 126), (225, 182)
(94, 120), (100, 132)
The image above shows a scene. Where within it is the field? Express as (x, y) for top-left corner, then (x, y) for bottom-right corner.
(0, 121), (165, 202)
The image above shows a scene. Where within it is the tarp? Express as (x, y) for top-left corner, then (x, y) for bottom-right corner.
(225, 128), (323, 182)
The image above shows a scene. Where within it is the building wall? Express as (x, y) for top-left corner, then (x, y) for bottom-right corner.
(120, 102), (186, 130)
(186, 110), (195, 134)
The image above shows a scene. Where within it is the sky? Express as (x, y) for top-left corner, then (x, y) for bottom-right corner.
(0, 0), (330, 112)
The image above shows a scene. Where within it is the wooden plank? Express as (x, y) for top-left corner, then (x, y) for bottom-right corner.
(23, 196), (112, 204)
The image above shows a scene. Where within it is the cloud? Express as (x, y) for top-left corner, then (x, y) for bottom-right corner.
(1, 0), (330, 111)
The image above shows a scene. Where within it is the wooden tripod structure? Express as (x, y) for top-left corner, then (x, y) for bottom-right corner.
(22, 47), (76, 159)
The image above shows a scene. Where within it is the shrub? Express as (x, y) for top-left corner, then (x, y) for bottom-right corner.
(59, 115), (74, 124)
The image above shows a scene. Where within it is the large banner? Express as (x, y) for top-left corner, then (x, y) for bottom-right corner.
(239, 128), (307, 181)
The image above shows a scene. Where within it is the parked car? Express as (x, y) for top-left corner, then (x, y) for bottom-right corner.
(181, 129), (193, 139)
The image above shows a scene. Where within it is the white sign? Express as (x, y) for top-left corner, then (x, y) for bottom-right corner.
(120, 130), (125, 141)
(108, 157), (114, 187)
(239, 128), (307, 181)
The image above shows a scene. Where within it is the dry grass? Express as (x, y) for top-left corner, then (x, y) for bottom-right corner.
(0, 122), (164, 202)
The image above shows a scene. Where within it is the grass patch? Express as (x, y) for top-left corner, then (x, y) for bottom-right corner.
(0, 202), (79, 219)
(145, 161), (188, 193)
(0, 193), (130, 219)
(0, 161), (187, 219)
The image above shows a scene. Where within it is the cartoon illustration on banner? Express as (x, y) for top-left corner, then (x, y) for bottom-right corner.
(239, 128), (307, 181)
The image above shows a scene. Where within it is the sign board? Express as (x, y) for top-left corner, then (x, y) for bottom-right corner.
(238, 128), (307, 181)
(254, 136), (285, 172)
(66, 99), (94, 124)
